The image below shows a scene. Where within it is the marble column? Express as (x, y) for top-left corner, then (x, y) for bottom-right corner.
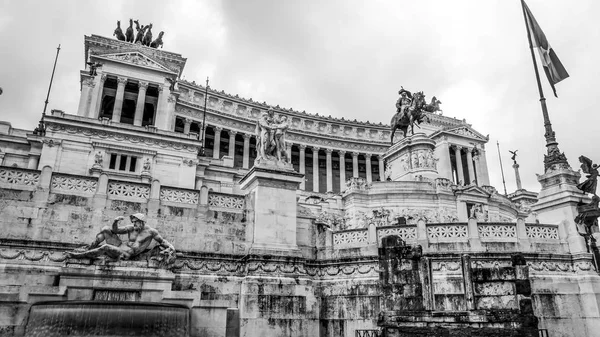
(133, 81), (148, 126)
(352, 152), (359, 178)
(454, 146), (465, 185)
(435, 140), (453, 180)
(77, 77), (95, 117)
(299, 145), (306, 190)
(213, 126), (222, 160)
(326, 149), (333, 192)
(475, 147), (491, 186)
(242, 134), (251, 169)
(339, 150), (346, 192)
(365, 154), (372, 183)
(228, 130), (237, 158)
(89, 74), (107, 119)
(378, 155), (385, 182)
(313, 147), (320, 193)
(183, 118), (192, 134)
(466, 148), (476, 185)
(112, 77), (127, 123)
(286, 143), (292, 162)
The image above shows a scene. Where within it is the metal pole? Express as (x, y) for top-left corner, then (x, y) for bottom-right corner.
(497, 141), (508, 196)
(199, 77), (209, 156)
(42, 44), (61, 121)
(520, 0), (568, 172)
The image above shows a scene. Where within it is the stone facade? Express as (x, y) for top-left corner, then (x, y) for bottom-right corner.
(0, 34), (598, 337)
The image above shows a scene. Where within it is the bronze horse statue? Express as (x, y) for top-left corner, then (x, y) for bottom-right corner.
(423, 96), (442, 113)
(134, 20), (146, 44)
(113, 20), (125, 41)
(390, 91), (428, 144)
(125, 19), (134, 43)
(143, 23), (153, 46)
(150, 31), (164, 48)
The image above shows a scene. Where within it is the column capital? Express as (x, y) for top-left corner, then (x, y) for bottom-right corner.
(157, 85), (164, 93)
(352, 152), (360, 158)
(243, 133), (252, 140)
(229, 130), (238, 136)
(100, 74), (107, 83)
(377, 154), (384, 160)
(138, 81), (149, 90)
(299, 144), (307, 150)
(117, 77), (128, 86)
(453, 145), (463, 151)
(325, 148), (333, 154)
(364, 153), (372, 159)
(184, 118), (193, 125)
(312, 146), (321, 152)
(214, 126), (223, 132)
(339, 150), (347, 156)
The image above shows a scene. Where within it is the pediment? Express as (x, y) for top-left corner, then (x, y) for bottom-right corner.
(93, 52), (175, 74)
(454, 184), (492, 197)
(445, 126), (489, 141)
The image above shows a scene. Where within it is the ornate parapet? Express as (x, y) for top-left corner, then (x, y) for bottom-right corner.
(50, 173), (98, 196)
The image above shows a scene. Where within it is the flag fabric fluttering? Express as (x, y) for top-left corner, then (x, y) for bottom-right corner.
(522, 0), (569, 97)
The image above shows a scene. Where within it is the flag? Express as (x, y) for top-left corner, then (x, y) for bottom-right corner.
(522, 0), (569, 97)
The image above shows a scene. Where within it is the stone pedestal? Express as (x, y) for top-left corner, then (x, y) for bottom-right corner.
(383, 133), (439, 182)
(239, 162), (304, 256)
(531, 168), (587, 254)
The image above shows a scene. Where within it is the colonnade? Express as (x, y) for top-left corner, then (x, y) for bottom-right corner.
(177, 123), (384, 194)
(449, 145), (489, 186)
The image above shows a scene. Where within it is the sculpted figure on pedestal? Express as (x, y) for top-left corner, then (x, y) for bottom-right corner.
(577, 155), (598, 196)
(390, 88), (429, 143)
(255, 109), (290, 164)
(67, 214), (176, 265)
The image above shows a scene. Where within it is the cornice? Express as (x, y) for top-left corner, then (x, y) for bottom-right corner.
(45, 115), (200, 153)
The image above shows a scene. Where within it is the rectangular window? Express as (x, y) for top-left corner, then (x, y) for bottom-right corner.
(109, 154), (117, 169)
(107, 153), (139, 173)
(119, 155), (128, 171)
(129, 157), (137, 172)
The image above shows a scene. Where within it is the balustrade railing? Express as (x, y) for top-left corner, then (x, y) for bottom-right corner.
(333, 228), (370, 247)
(477, 223), (517, 241)
(525, 224), (559, 240)
(207, 191), (245, 212)
(160, 186), (199, 205)
(377, 225), (417, 243)
(0, 166), (40, 190)
(427, 223), (469, 241)
(50, 173), (98, 195)
(107, 180), (150, 201)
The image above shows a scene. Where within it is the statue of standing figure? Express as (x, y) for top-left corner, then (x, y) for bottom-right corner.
(255, 109), (290, 164)
(67, 213), (176, 264)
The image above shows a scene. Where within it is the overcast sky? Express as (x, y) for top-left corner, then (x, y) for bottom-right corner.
(0, 0), (598, 194)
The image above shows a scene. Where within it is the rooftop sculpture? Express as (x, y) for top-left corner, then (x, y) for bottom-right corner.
(114, 19), (165, 49)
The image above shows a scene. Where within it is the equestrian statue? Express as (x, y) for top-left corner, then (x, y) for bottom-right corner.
(391, 88), (441, 144)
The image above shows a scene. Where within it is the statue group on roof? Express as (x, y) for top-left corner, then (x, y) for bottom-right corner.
(114, 19), (164, 49)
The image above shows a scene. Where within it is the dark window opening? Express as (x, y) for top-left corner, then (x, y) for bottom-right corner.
(120, 99), (136, 124)
(142, 103), (155, 126)
(119, 156), (128, 171)
(129, 157), (137, 172)
(174, 117), (185, 133)
(100, 96), (115, 119)
(109, 154), (117, 169)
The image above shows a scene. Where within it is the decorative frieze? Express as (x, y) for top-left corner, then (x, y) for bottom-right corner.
(0, 167), (40, 187)
(525, 224), (559, 240)
(107, 181), (150, 200)
(160, 187), (199, 205)
(344, 177), (370, 193)
(427, 223), (468, 240)
(51, 174), (98, 194)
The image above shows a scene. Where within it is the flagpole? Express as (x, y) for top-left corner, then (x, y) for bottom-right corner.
(35, 44), (61, 136)
(520, 0), (569, 172)
(497, 141), (508, 196)
(199, 77), (209, 157)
